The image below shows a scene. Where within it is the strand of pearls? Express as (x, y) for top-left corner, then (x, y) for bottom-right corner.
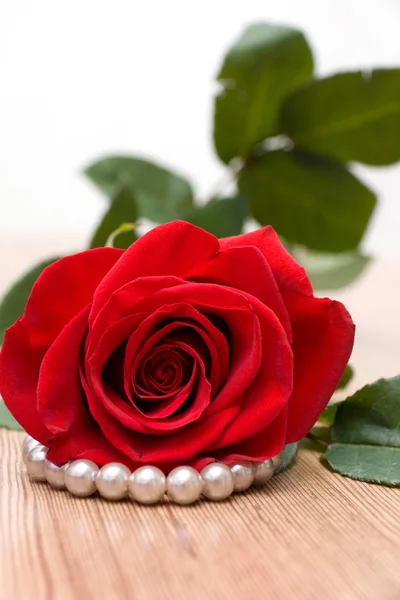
(22, 436), (281, 505)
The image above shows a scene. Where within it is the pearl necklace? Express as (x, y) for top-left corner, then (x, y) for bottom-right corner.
(22, 436), (281, 505)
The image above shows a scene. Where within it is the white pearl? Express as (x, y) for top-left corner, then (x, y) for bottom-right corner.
(254, 459), (274, 485)
(129, 466), (166, 505)
(230, 460), (256, 492)
(201, 463), (234, 501)
(44, 460), (67, 489)
(271, 454), (282, 471)
(65, 459), (99, 497)
(96, 463), (131, 501)
(167, 466), (203, 505)
(22, 437), (40, 464)
(26, 445), (48, 481)
(22, 434), (35, 449)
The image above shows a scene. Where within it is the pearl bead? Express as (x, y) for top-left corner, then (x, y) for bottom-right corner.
(65, 459), (99, 497)
(22, 436), (40, 464)
(44, 460), (67, 489)
(26, 445), (48, 481)
(96, 463), (131, 501)
(22, 434), (35, 449)
(230, 460), (256, 492)
(254, 459), (274, 485)
(201, 463), (234, 501)
(129, 466), (166, 505)
(167, 466), (203, 505)
(272, 454), (282, 471)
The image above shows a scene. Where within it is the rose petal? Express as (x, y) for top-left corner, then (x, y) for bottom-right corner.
(188, 244), (292, 342)
(208, 292), (293, 447)
(134, 349), (197, 419)
(129, 283), (284, 426)
(37, 305), (90, 435)
(78, 376), (238, 464)
(88, 300), (229, 408)
(87, 337), (211, 434)
(22, 248), (123, 346)
(220, 226), (313, 296)
(88, 276), (184, 354)
(90, 221), (219, 325)
(126, 318), (222, 400)
(136, 346), (189, 398)
(82, 283), (290, 464)
(0, 320), (51, 443)
(47, 418), (129, 467)
(209, 406), (288, 465)
(283, 292), (355, 441)
(0, 248), (122, 443)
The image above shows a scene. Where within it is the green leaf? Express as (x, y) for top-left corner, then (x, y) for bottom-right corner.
(322, 376), (400, 486)
(337, 365), (354, 390)
(0, 401), (23, 431)
(332, 375), (400, 447)
(281, 69), (400, 165)
(185, 196), (247, 238)
(238, 149), (376, 252)
(309, 425), (331, 444)
(0, 257), (60, 345)
(84, 156), (194, 223)
(319, 404), (339, 425)
(275, 442), (299, 474)
(214, 23), (314, 163)
(90, 187), (138, 249)
(298, 249), (370, 290)
(324, 444), (400, 486)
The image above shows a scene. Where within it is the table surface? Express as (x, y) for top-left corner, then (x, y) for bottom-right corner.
(0, 243), (399, 600)
(1, 432), (399, 600)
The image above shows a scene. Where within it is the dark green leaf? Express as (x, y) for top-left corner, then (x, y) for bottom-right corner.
(309, 425), (331, 443)
(324, 444), (400, 486)
(337, 365), (354, 390)
(281, 69), (400, 165)
(332, 375), (400, 447)
(0, 401), (24, 431)
(298, 249), (370, 290)
(185, 196), (247, 238)
(90, 187), (138, 249)
(275, 442), (299, 474)
(238, 150), (376, 252)
(319, 404), (339, 425)
(214, 23), (313, 163)
(84, 156), (194, 223)
(0, 257), (60, 345)
(301, 436), (323, 451)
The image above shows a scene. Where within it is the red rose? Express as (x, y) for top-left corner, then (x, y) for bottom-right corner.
(0, 221), (354, 471)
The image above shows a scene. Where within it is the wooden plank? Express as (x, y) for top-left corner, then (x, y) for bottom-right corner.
(1, 430), (399, 600)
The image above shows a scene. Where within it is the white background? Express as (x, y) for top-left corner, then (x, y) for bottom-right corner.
(1, 0), (400, 257)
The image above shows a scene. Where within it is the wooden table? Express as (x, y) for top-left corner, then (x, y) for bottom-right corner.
(0, 247), (399, 599)
(1, 431), (399, 600)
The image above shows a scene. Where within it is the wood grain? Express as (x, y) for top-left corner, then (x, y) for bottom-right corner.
(0, 430), (399, 600)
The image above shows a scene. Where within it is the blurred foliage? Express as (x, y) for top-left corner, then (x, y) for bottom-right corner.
(0, 402), (23, 431)
(238, 149), (376, 252)
(90, 187), (138, 249)
(2, 21), (400, 339)
(85, 156), (194, 223)
(295, 252), (370, 291)
(214, 23), (314, 162)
